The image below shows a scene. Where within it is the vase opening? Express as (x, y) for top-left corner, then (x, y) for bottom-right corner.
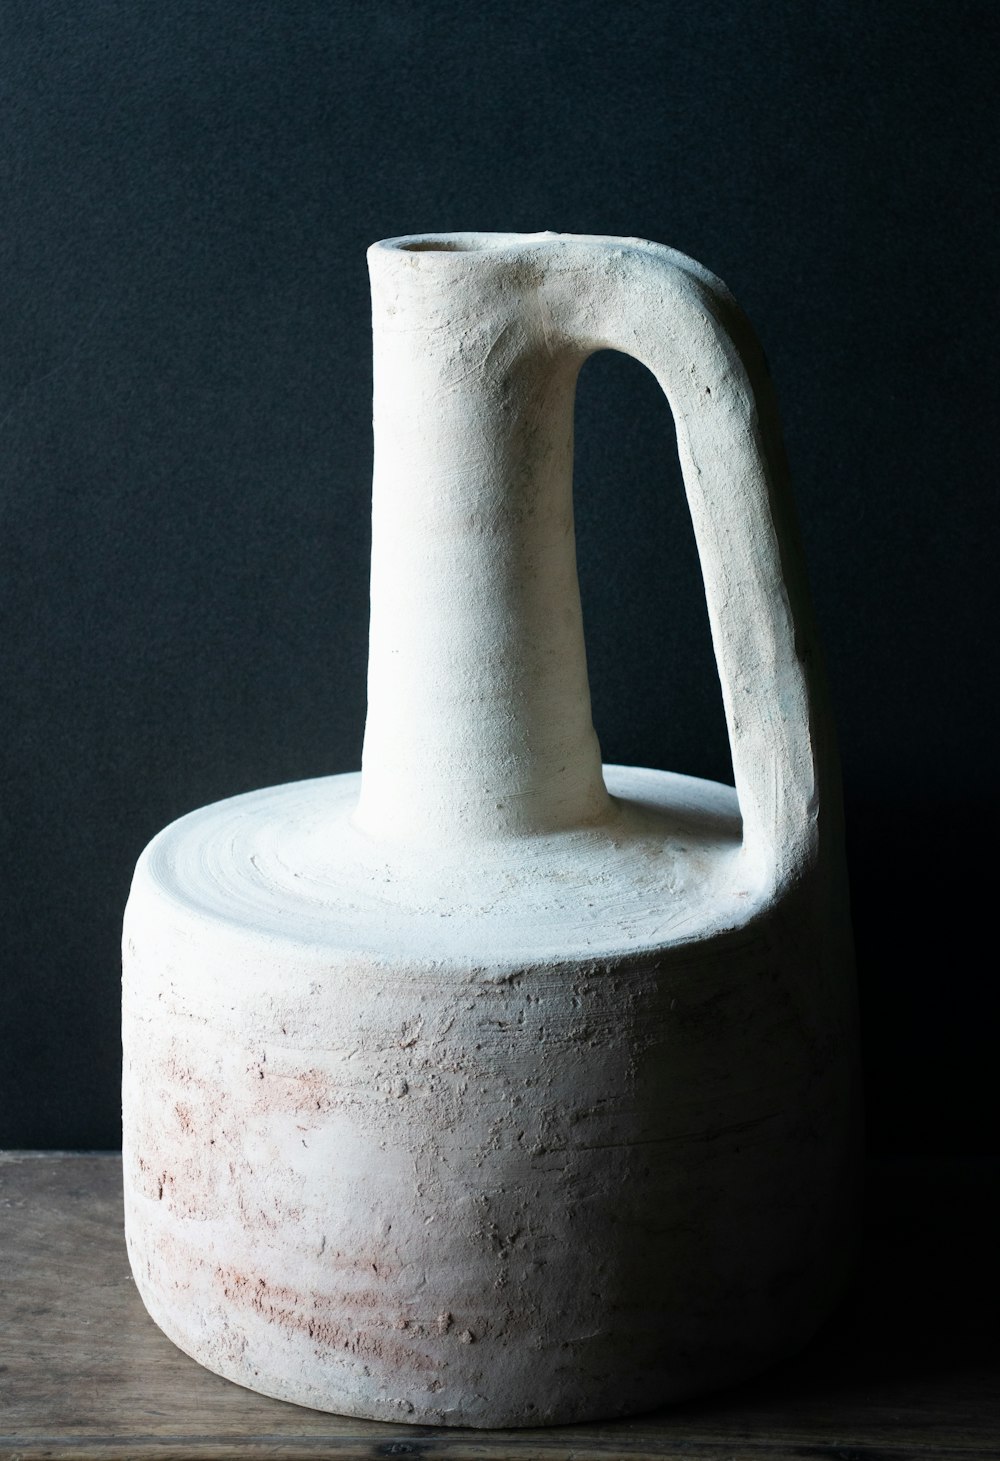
(399, 240), (472, 252)
(391, 232), (559, 255)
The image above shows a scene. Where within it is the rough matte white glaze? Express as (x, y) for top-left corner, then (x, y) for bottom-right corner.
(122, 232), (860, 1428)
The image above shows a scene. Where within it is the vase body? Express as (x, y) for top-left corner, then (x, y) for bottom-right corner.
(122, 233), (860, 1427)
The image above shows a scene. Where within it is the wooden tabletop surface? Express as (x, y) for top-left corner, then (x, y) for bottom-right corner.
(1, 1152), (997, 1460)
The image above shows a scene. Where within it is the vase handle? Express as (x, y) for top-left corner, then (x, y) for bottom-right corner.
(543, 238), (839, 892)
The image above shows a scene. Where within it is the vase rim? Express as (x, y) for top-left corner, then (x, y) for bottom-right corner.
(374, 231), (564, 255)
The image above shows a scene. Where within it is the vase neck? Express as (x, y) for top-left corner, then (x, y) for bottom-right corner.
(353, 236), (610, 848)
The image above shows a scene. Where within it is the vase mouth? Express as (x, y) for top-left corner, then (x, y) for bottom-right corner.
(375, 231), (564, 256)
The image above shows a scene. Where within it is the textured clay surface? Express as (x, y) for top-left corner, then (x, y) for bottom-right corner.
(122, 233), (859, 1426)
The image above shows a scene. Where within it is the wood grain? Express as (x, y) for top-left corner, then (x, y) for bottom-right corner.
(1, 1153), (997, 1459)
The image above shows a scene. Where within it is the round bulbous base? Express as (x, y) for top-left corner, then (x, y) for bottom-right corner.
(122, 767), (860, 1428)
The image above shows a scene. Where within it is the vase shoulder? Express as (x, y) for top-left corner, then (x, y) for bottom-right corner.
(125, 765), (769, 970)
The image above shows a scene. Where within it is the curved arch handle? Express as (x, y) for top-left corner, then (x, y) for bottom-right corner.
(539, 238), (838, 892)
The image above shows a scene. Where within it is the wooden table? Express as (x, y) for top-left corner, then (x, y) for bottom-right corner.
(2, 1153), (997, 1459)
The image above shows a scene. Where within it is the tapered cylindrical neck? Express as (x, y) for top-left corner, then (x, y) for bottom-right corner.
(353, 235), (610, 847)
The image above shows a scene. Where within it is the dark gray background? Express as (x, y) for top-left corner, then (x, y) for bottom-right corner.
(2, 1), (995, 1154)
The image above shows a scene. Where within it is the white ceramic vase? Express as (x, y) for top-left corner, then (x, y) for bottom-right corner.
(122, 232), (860, 1428)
